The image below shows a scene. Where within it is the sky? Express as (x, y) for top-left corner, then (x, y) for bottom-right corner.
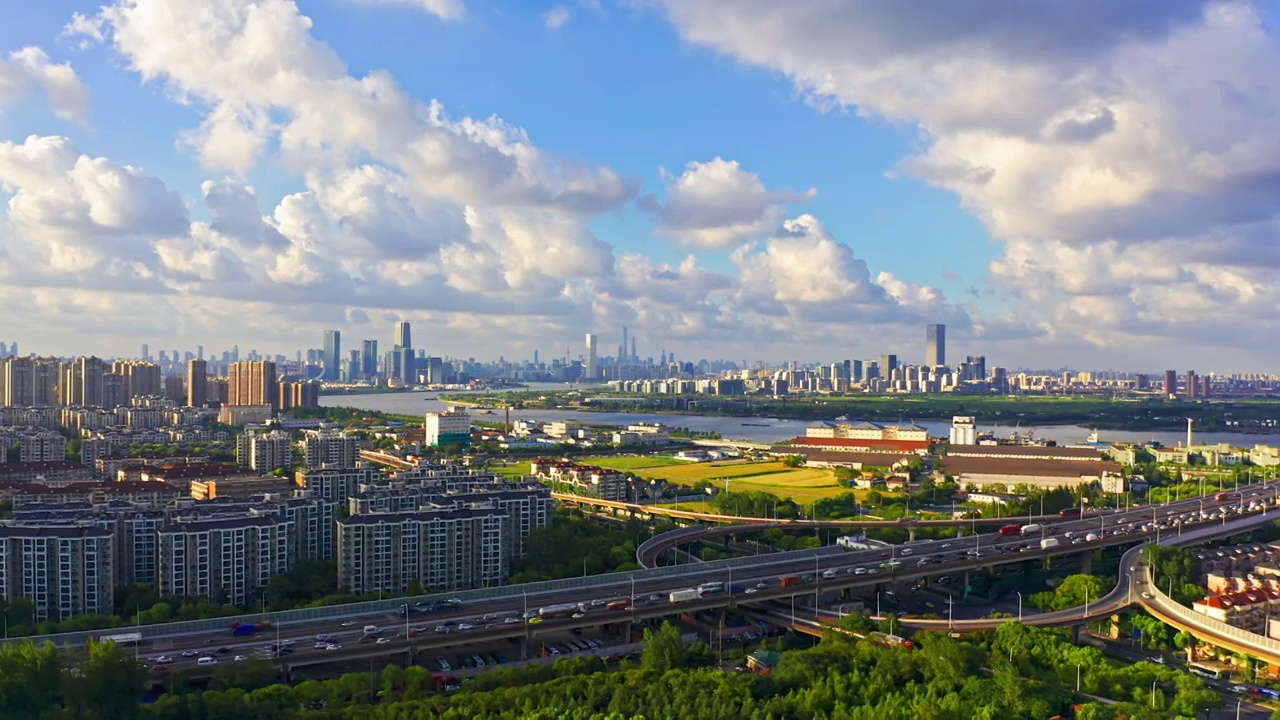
(0, 1), (1278, 372)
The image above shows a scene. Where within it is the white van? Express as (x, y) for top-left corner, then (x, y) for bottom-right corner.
(197, 656), (218, 666)
(363, 625), (380, 635)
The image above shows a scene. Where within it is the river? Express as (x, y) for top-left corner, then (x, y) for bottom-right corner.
(319, 385), (1280, 448)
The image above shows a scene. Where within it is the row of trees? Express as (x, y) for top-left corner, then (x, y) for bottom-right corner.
(130, 620), (1229, 719)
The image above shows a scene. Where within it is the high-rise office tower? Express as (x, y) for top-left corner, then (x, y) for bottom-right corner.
(631, 337), (637, 364)
(1164, 370), (1178, 398)
(361, 340), (378, 379)
(394, 321), (412, 351)
(880, 354), (898, 380)
(399, 347), (415, 384)
(585, 333), (597, 380)
(228, 360), (278, 407)
(187, 359), (208, 407)
(926, 324), (946, 367)
(620, 326), (628, 363)
(323, 330), (341, 381)
(141, 343), (149, 361)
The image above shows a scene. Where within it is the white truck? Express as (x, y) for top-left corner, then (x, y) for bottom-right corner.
(669, 588), (701, 603)
(1040, 538), (1060, 549)
(1020, 524), (1043, 536)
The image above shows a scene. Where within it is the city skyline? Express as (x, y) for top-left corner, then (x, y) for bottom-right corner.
(2, 3), (1280, 369)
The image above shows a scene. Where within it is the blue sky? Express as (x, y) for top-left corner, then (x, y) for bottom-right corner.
(1, 1), (1278, 371)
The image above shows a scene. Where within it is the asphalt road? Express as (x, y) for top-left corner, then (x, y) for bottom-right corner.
(107, 482), (1280, 676)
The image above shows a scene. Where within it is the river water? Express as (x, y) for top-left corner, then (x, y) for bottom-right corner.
(320, 384), (1280, 448)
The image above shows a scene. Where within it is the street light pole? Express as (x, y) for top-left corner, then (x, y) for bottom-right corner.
(1015, 591), (1022, 622)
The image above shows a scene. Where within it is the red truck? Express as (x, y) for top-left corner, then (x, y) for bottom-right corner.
(779, 575), (801, 588)
(1215, 492), (1231, 502)
(998, 524), (1022, 537)
(1059, 508), (1082, 519)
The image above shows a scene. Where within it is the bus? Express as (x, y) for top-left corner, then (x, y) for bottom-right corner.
(98, 632), (142, 646)
(1187, 663), (1226, 680)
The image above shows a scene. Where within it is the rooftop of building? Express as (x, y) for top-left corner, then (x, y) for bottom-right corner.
(941, 456), (1123, 477)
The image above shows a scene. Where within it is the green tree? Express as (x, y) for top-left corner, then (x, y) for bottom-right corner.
(65, 639), (147, 720)
(0, 641), (61, 719)
(641, 621), (688, 673)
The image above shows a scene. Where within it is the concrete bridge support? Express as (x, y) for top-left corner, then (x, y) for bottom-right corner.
(1080, 552), (1093, 576)
(908, 527), (917, 542)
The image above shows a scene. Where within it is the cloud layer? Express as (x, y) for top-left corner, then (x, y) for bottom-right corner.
(2, 0), (1274, 367)
(653, 0), (1280, 362)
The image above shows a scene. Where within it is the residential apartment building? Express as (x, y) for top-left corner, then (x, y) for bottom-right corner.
(294, 467), (383, 503)
(338, 507), (506, 594)
(301, 429), (361, 469)
(0, 523), (114, 621)
(227, 360), (278, 408)
(157, 513), (290, 606)
(236, 430), (293, 473)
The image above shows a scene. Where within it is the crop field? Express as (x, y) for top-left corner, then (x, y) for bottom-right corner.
(580, 455), (687, 471)
(634, 460), (849, 503)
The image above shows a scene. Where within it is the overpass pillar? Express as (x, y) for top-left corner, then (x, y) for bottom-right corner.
(520, 632), (530, 661)
(1080, 552), (1093, 576)
(908, 527), (917, 543)
(962, 570), (971, 598)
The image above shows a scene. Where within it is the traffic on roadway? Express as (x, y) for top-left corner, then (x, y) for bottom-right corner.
(77, 481), (1280, 676)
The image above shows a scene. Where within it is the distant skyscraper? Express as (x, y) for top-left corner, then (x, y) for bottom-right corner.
(1164, 370), (1178, 398)
(323, 330), (341, 381)
(394, 321), (412, 350)
(926, 324), (945, 367)
(187, 359), (207, 407)
(620, 325), (628, 363)
(880, 354), (898, 380)
(141, 343), (149, 361)
(585, 333), (598, 380)
(400, 347), (415, 385)
(361, 340), (378, 379)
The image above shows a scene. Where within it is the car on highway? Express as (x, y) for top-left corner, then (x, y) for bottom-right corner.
(436, 657), (451, 672)
(341, 621), (356, 627)
(314, 634), (332, 642)
(153, 655), (174, 664)
(528, 617), (543, 624)
(457, 623), (475, 631)
(900, 549), (913, 556)
(504, 616), (521, 624)
(1230, 685), (1251, 694)
(234, 655), (247, 662)
(940, 543), (952, 549)
(324, 643), (342, 651)
(1142, 592), (1152, 599)
(756, 582), (768, 589)
(197, 657), (217, 666)
(745, 588), (758, 594)
(572, 612), (586, 619)
(376, 637), (390, 645)
(181, 650), (200, 657)
(315, 641), (331, 649)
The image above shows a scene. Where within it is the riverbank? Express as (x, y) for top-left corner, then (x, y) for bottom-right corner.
(440, 391), (1280, 435)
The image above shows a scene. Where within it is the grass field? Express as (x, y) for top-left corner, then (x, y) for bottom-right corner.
(579, 455), (687, 471)
(630, 460), (850, 503)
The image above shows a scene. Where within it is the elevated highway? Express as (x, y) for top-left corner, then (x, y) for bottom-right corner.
(558, 492), (1058, 529)
(18, 481), (1280, 678)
